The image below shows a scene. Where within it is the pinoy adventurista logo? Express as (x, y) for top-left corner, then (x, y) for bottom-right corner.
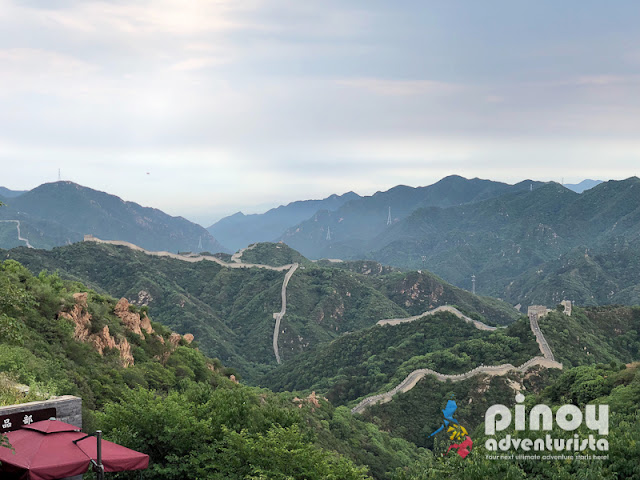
(429, 396), (473, 458)
(484, 393), (609, 461)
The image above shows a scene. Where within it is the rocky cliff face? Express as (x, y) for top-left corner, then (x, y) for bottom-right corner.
(59, 293), (194, 369)
(59, 293), (135, 367)
(114, 298), (154, 338)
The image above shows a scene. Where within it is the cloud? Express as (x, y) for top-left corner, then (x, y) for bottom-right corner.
(336, 78), (460, 96)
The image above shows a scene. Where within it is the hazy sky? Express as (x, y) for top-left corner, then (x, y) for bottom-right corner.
(1, 1), (639, 225)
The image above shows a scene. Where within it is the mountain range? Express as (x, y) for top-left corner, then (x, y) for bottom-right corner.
(208, 191), (361, 252)
(277, 175), (545, 259)
(362, 178), (640, 303)
(4, 240), (520, 382)
(0, 181), (227, 253)
(3, 175), (635, 311)
(564, 179), (603, 193)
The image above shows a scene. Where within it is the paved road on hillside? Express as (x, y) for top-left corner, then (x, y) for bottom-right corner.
(0, 220), (33, 248)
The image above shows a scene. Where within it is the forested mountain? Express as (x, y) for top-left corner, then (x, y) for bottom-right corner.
(361, 177), (640, 304)
(0, 187), (26, 198)
(0, 181), (227, 253)
(2, 250), (638, 478)
(503, 237), (640, 306)
(278, 176), (544, 260)
(4, 241), (519, 382)
(264, 303), (639, 457)
(262, 312), (540, 406)
(0, 258), (438, 480)
(208, 191), (361, 251)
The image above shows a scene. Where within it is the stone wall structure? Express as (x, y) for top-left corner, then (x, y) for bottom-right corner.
(0, 395), (82, 429)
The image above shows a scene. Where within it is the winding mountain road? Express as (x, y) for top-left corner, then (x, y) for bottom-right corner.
(84, 236), (298, 363)
(0, 220), (33, 248)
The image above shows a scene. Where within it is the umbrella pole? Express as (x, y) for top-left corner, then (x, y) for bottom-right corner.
(96, 430), (104, 480)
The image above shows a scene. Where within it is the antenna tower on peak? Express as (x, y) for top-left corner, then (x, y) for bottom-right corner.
(58, 168), (61, 181)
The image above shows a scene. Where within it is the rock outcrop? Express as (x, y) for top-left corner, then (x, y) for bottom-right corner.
(61, 293), (92, 342)
(59, 293), (135, 367)
(114, 298), (154, 339)
(60, 293), (196, 369)
(92, 326), (135, 368)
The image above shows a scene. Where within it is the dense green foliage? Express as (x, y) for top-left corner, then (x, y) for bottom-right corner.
(98, 383), (438, 480)
(0, 181), (226, 252)
(2, 251), (640, 478)
(504, 238), (640, 306)
(4, 241), (519, 382)
(0, 259), (232, 410)
(238, 242), (313, 267)
(0, 258), (437, 479)
(541, 306), (640, 368)
(280, 177), (640, 311)
(263, 314), (538, 406)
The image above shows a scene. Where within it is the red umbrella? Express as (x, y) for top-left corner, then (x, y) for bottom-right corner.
(0, 419), (149, 480)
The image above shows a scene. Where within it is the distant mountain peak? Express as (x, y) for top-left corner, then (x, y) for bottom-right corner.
(564, 179), (604, 193)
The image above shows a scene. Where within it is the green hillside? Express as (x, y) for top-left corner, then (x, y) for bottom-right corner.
(0, 258), (440, 480)
(540, 306), (640, 368)
(504, 239), (640, 306)
(262, 313), (539, 406)
(3, 241), (519, 382)
(2, 255), (639, 478)
(238, 241), (314, 267)
(0, 181), (227, 253)
(368, 178), (640, 302)
(279, 176), (544, 260)
(355, 305), (640, 448)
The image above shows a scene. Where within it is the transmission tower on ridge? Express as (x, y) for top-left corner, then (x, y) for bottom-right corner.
(326, 226), (331, 241)
(387, 206), (392, 226)
(58, 168), (61, 181)
(198, 236), (203, 250)
(472, 274), (476, 295)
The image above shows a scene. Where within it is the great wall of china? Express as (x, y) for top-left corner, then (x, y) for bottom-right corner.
(83, 235), (562, 410)
(0, 220), (33, 248)
(83, 236), (297, 363)
(351, 305), (563, 414)
(377, 305), (499, 331)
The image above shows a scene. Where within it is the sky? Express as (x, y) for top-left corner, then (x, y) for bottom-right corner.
(1, 0), (639, 226)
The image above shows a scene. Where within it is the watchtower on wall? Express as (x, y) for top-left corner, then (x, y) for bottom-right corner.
(560, 300), (572, 316)
(527, 305), (551, 320)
